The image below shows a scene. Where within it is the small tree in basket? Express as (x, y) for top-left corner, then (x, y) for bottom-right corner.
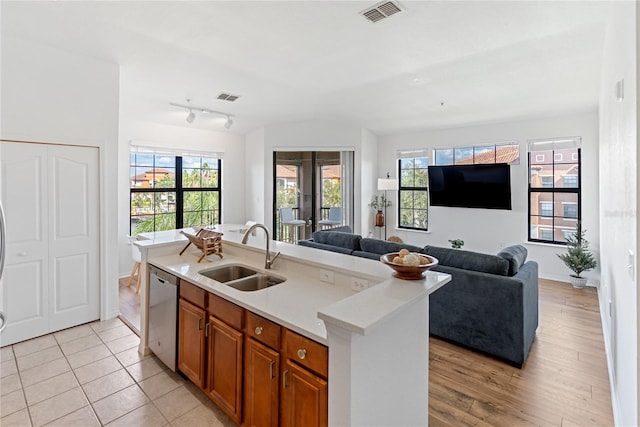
(557, 222), (597, 288)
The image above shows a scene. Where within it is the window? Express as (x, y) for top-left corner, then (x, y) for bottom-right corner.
(130, 151), (221, 235)
(528, 138), (581, 244)
(540, 176), (554, 188)
(563, 203), (578, 219)
(434, 142), (520, 166)
(563, 174), (578, 187)
(398, 155), (429, 231)
(540, 201), (553, 217)
(540, 228), (553, 240)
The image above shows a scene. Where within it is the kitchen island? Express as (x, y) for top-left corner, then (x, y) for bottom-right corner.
(135, 225), (450, 426)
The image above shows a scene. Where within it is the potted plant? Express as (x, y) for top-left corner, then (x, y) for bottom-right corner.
(448, 239), (464, 249)
(368, 195), (391, 227)
(557, 222), (597, 288)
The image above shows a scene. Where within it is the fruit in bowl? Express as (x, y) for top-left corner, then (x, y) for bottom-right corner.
(380, 251), (439, 280)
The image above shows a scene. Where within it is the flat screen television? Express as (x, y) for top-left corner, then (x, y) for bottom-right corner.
(427, 163), (512, 210)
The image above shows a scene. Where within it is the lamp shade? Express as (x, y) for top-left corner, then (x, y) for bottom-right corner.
(378, 178), (398, 191)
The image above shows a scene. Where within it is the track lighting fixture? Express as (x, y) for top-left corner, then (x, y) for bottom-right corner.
(170, 100), (234, 128)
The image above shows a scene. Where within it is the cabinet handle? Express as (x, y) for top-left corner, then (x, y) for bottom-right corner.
(198, 317), (203, 331)
(255, 326), (263, 335)
(269, 360), (275, 379)
(205, 322), (210, 337)
(297, 348), (307, 360)
(282, 369), (289, 388)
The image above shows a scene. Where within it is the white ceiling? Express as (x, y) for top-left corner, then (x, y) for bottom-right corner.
(1, 1), (609, 135)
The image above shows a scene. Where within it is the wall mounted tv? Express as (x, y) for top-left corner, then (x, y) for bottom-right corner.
(427, 163), (512, 210)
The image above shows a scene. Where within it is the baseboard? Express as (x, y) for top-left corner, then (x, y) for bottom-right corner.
(597, 284), (622, 426)
(538, 273), (600, 288)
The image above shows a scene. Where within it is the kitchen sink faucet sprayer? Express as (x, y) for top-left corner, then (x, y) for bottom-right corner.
(241, 223), (280, 269)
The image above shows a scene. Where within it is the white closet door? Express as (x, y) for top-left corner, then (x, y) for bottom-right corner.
(0, 142), (100, 346)
(0, 142), (49, 345)
(47, 145), (99, 331)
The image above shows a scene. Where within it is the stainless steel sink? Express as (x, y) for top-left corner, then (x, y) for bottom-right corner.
(227, 274), (286, 292)
(199, 265), (257, 283)
(198, 264), (286, 291)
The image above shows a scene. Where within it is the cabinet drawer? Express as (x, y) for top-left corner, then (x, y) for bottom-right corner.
(208, 293), (244, 330)
(246, 311), (281, 350)
(283, 329), (328, 378)
(180, 280), (206, 308)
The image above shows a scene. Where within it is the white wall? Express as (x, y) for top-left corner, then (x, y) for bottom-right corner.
(117, 113), (246, 276)
(378, 112), (600, 282)
(360, 128), (379, 237)
(598, 2), (638, 426)
(245, 121), (377, 236)
(1, 36), (121, 319)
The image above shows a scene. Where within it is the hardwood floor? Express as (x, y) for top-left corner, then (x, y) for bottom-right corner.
(118, 276), (141, 333)
(117, 277), (614, 426)
(429, 279), (614, 427)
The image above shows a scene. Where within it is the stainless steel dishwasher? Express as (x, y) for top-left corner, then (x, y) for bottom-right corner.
(148, 265), (178, 371)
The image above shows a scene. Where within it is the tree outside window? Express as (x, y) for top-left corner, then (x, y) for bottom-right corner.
(398, 156), (429, 231)
(130, 152), (221, 235)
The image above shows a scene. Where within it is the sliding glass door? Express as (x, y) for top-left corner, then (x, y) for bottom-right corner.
(273, 151), (353, 243)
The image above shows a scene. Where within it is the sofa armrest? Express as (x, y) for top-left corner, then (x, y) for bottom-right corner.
(429, 261), (538, 366)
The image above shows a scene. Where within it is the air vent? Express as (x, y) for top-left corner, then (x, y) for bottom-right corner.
(217, 93), (240, 102)
(361, 1), (403, 23)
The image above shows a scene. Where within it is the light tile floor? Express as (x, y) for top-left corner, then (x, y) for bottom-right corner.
(0, 318), (235, 427)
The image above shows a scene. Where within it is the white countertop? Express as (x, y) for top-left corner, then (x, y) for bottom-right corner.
(138, 225), (450, 344)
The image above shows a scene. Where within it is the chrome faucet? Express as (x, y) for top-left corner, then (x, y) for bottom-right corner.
(241, 223), (281, 269)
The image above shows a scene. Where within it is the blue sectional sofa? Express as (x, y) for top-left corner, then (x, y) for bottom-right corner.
(298, 228), (539, 367)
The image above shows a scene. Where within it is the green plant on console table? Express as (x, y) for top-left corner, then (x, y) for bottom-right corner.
(368, 194), (392, 210)
(557, 222), (597, 284)
(448, 239), (464, 249)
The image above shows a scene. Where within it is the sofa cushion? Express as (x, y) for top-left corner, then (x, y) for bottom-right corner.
(422, 245), (509, 276)
(311, 230), (361, 251)
(359, 238), (422, 255)
(497, 245), (528, 276)
(352, 250), (382, 261)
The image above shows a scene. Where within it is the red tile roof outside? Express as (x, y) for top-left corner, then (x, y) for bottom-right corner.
(455, 145), (520, 165)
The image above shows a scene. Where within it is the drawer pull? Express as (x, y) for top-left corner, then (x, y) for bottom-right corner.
(297, 348), (307, 360)
(255, 326), (263, 335)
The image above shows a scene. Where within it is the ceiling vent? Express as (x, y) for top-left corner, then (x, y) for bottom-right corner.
(217, 93), (240, 102)
(361, 1), (403, 23)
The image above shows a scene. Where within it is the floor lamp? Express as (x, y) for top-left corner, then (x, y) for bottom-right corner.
(377, 173), (398, 240)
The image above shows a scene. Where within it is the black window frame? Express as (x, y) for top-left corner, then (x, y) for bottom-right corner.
(397, 156), (429, 232)
(129, 153), (222, 235)
(528, 147), (581, 245)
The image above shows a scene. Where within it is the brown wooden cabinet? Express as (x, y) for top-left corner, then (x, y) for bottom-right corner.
(244, 338), (280, 427)
(281, 359), (328, 427)
(280, 328), (328, 427)
(177, 298), (206, 388)
(207, 315), (244, 424)
(177, 280), (328, 427)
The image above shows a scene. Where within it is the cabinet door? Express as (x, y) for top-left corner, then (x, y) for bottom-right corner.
(178, 299), (206, 388)
(244, 339), (280, 427)
(207, 315), (243, 424)
(281, 360), (328, 427)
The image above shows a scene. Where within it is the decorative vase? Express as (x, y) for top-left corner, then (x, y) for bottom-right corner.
(569, 275), (587, 289)
(375, 210), (385, 227)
